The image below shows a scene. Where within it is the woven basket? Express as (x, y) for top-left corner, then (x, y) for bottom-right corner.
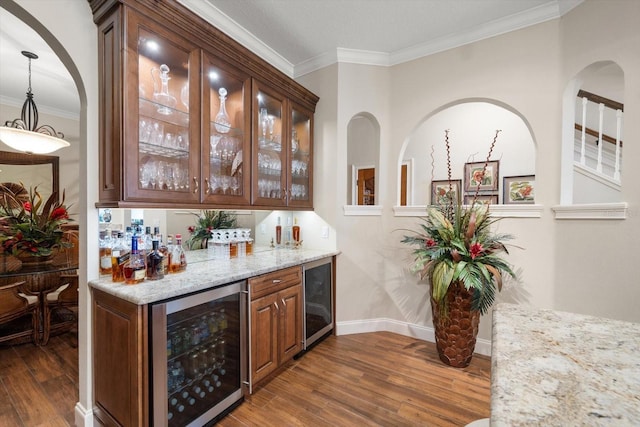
(0, 255), (22, 273)
(430, 281), (480, 368)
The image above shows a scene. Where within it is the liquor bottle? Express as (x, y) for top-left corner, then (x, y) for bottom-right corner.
(292, 217), (300, 243)
(160, 234), (171, 275)
(169, 234), (187, 273)
(275, 216), (282, 246)
(124, 235), (146, 284)
(99, 231), (112, 275)
(110, 232), (129, 282)
(146, 240), (165, 280)
(229, 230), (238, 258)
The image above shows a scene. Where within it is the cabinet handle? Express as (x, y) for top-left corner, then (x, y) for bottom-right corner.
(204, 178), (210, 194)
(193, 177), (199, 193)
(274, 301), (279, 311)
(282, 188), (287, 201)
(281, 298), (286, 307)
(272, 279), (282, 284)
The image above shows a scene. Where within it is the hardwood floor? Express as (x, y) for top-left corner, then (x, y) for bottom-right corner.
(0, 331), (78, 427)
(221, 332), (491, 427)
(0, 331), (490, 427)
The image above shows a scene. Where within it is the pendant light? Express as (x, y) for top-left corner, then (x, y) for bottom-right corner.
(0, 51), (70, 154)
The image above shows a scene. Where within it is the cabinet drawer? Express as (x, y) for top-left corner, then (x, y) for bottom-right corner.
(249, 266), (302, 299)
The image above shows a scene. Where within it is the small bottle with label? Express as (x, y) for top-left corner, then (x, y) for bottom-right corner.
(99, 231), (112, 275)
(110, 232), (129, 282)
(292, 217), (300, 244)
(124, 235), (146, 284)
(275, 216), (282, 247)
(169, 234), (187, 273)
(146, 240), (165, 280)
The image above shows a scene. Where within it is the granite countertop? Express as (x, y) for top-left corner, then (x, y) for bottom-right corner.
(491, 303), (640, 426)
(89, 247), (338, 305)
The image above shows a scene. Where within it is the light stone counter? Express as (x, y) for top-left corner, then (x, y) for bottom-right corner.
(89, 247), (338, 305)
(491, 303), (640, 426)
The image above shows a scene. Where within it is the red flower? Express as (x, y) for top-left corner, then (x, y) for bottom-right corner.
(470, 242), (484, 259)
(50, 207), (69, 221)
(23, 201), (32, 212)
(425, 238), (436, 247)
(188, 226), (195, 233)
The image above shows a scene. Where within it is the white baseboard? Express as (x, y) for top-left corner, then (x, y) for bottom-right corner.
(75, 402), (94, 427)
(336, 318), (492, 357)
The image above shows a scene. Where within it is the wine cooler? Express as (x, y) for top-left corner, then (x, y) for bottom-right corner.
(151, 281), (247, 426)
(303, 258), (334, 349)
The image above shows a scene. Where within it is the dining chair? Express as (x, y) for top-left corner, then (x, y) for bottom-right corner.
(0, 281), (40, 345)
(42, 273), (79, 345)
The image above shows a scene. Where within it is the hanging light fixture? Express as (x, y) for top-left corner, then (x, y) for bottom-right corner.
(0, 50), (70, 154)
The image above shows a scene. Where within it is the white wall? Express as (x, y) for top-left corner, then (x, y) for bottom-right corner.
(5, 1), (99, 426)
(300, 0), (640, 353)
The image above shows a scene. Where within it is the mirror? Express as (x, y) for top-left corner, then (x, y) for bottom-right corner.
(0, 151), (59, 200)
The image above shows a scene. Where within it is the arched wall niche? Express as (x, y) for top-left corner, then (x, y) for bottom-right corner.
(398, 99), (537, 206)
(347, 112), (380, 206)
(560, 60), (624, 205)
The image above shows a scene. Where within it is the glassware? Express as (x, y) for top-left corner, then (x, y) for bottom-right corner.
(214, 87), (231, 133)
(151, 64), (177, 115)
(180, 83), (189, 111)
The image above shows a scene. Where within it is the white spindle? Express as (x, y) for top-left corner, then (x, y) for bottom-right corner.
(614, 109), (622, 181)
(596, 103), (604, 173)
(580, 97), (588, 165)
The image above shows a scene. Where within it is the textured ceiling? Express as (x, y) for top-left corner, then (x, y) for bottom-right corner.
(0, 0), (582, 117)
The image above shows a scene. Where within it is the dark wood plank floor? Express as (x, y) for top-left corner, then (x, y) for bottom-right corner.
(221, 331), (491, 427)
(0, 331), (78, 427)
(0, 331), (490, 427)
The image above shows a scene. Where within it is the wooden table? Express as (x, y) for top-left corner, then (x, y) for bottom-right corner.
(0, 259), (78, 344)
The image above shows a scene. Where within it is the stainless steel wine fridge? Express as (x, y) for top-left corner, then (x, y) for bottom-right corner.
(150, 280), (247, 426)
(303, 258), (334, 349)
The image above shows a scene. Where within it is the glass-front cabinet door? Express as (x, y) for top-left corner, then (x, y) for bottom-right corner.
(125, 13), (200, 203)
(202, 54), (251, 205)
(252, 82), (287, 207)
(288, 104), (313, 208)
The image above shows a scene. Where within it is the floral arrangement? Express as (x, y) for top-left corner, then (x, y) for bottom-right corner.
(0, 183), (73, 258)
(402, 130), (516, 315)
(186, 209), (237, 250)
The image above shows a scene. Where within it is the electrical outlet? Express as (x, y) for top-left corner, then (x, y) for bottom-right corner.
(321, 226), (329, 239)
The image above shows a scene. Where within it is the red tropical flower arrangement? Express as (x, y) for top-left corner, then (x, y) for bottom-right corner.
(0, 183), (73, 258)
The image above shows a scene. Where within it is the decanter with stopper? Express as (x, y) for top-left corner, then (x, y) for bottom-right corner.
(151, 64), (177, 115)
(214, 87), (231, 133)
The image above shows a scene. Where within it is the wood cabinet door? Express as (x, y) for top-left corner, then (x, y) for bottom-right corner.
(287, 102), (313, 209)
(201, 52), (252, 206)
(250, 293), (279, 384)
(278, 284), (303, 364)
(122, 9), (202, 204)
(93, 289), (148, 427)
(251, 80), (288, 207)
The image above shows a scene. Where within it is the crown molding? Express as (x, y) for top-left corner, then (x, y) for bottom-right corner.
(177, 0), (583, 79)
(176, 0), (294, 77)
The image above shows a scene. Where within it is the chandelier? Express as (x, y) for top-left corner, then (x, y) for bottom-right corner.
(0, 51), (70, 154)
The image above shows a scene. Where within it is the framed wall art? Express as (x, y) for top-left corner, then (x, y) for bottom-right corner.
(464, 161), (499, 192)
(503, 175), (535, 204)
(464, 194), (499, 206)
(430, 179), (461, 206)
